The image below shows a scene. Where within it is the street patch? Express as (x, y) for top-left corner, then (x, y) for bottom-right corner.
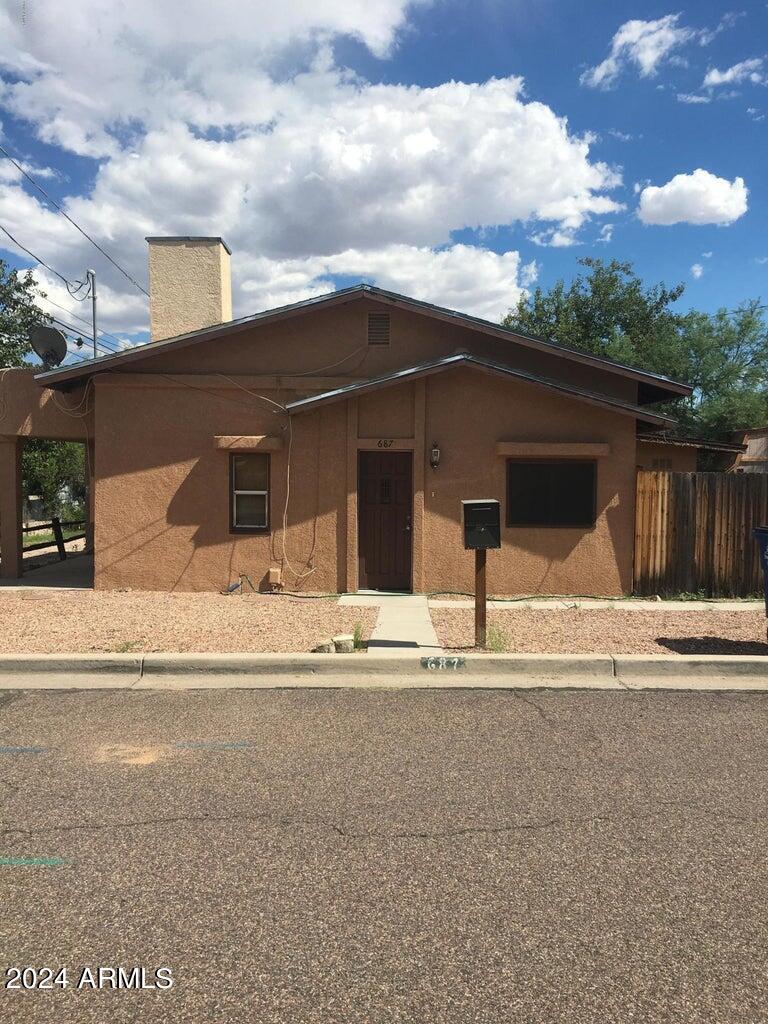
(174, 740), (252, 751)
(0, 746), (45, 755)
(94, 744), (168, 766)
(0, 856), (67, 867)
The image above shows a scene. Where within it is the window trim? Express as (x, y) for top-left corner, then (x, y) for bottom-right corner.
(505, 458), (597, 530)
(229, 452), (271, 534)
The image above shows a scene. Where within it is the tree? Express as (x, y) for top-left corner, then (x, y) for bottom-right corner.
(22, 439), (86, 519)
(504, 258), (768, 438)
(0, 256), (48, 366)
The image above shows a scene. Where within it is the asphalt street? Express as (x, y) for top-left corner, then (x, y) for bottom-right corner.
(0, 685), (767, 1024)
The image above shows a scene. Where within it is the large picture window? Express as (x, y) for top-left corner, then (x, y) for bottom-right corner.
(506, 459), (596, 528)
(230, 453), (270, 532)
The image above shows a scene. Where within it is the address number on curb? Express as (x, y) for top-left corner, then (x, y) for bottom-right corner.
(421, 656), (465, 671)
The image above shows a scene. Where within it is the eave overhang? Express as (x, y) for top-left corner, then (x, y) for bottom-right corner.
(34, 284), (692, 403)
(285, 353), (678, 430)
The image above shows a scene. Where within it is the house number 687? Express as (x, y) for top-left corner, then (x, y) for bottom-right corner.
(377, 439), (394, 448)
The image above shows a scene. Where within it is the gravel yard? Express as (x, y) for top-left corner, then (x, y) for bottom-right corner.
(431, 607), (768, 655)
(0, 590), (377, 654)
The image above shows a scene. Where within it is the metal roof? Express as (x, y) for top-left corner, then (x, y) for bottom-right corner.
(637, 432), (746, 454)
(286, 352), (677, 428)
(34, 283), (692, 401)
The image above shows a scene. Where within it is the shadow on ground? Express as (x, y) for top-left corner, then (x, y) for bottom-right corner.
(656, 636), (768, 655)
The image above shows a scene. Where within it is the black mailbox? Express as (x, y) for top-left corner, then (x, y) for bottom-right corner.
(462, 499), (501, 550)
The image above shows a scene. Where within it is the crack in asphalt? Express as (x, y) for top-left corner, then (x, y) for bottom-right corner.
(2, 803), (763, 842)
(509, 691), (555, 724)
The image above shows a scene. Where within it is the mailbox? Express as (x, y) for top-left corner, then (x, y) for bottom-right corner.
(462, 499), (501, 550)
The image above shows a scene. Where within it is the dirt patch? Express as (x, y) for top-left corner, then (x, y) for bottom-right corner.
(0, 591), (376, 654)
(431, 607), (768, 655)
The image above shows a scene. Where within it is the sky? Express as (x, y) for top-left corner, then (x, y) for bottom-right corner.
(0, 0), (765, 359)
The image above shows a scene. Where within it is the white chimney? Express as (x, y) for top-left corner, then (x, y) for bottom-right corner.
(146, 236), (232, 341)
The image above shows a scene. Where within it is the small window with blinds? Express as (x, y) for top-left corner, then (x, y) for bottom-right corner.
(367, 311), (390, 345)
(230, 453), (270, 532)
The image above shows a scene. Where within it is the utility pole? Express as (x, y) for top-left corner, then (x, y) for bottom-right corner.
(86, 269), (97, 359)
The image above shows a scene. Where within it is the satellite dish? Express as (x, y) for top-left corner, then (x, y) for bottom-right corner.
(30, 324), (68, 370)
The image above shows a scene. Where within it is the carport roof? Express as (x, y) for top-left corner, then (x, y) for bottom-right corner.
(286, 352), (677, 429)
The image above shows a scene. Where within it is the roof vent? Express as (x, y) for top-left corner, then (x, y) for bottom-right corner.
(367, 311), (390, 345)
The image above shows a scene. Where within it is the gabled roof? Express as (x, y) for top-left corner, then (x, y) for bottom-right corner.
(286, 352), (677, 429)
(35, 283), (691, 402)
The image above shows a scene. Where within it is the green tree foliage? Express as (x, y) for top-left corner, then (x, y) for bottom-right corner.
(0, 256), (48, 367)
(504, 258), (768, 438)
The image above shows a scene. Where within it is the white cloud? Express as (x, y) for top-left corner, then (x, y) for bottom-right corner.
(0, 1), (625, 329)
(581, 15), (698, 89)
(690, 263), (704, 279)
(236, 244), (533, 320)
(702, 250), (713, 258)
(703, 57), (765, 89)
(528, 228), (580, 248)
(637, 169), (748, 226)
(595, 223), (614, 244)
(677, 92), (711, 104)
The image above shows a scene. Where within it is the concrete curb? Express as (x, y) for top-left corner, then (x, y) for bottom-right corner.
(0, 651), (766, 690)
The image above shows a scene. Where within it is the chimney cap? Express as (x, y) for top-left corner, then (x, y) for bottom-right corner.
(145, 235), (232, 255)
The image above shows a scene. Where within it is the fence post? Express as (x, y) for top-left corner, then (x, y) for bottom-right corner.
(51, 516), (67, 561)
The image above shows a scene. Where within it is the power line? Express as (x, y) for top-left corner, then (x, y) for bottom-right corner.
(36, 294), (127, 350)
(0, 141), (150, 298)
(0, 223), (90, 298)
(47, 315), (117, 356)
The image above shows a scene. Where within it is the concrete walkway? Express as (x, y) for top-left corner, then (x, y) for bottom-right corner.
(340, 594), (443, 656)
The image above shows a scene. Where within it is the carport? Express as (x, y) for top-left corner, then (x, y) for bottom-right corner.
(0, 368), (93, 583)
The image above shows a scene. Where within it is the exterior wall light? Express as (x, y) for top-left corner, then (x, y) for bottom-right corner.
(430, 441), (441, 470)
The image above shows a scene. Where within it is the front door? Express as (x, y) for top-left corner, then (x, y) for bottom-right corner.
(358, 451), (413, 591)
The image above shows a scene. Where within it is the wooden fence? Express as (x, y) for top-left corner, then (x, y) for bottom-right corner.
(634, 471), (768, 597)
(22, 517), (86, 560)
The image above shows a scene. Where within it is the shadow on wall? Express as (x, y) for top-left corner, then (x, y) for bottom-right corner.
(98, 406), (340, 591)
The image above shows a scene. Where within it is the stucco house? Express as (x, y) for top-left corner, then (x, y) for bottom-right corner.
(0, 236), (693, 596)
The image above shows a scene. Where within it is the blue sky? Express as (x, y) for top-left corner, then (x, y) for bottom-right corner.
(0, 1), (765, 355)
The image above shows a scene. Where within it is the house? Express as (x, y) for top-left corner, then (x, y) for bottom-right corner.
(0, 236), (693, 596)
(728, 427), (768, 473)
(636, 433), (746, 473)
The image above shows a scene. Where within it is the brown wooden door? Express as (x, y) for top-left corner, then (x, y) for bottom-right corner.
(358, 451), (413, 591)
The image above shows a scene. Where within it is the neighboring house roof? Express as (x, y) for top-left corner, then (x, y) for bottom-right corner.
(636, 432), (747, 455)
(286, 352), (677, 429)
(35, 283), (691, 402)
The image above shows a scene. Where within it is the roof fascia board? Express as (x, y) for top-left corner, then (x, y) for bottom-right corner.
(35, 288), (364, 389)
(36, 283), (691, 399)
(287, 353), (676, 428)
(363, 288), (692, 398)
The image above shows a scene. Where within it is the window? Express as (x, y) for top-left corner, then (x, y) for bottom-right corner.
(506, 459), (596, 528)
(230, 453), (270, 531)
(367, 311), (390, 345)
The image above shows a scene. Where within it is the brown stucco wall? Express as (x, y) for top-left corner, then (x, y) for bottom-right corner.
(93, 362), (637, 596)
(420, 367), (636, 596)
(636, 441), (697, 473)
(94, 376), (347, 592)
(0, 368), (92, 440)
